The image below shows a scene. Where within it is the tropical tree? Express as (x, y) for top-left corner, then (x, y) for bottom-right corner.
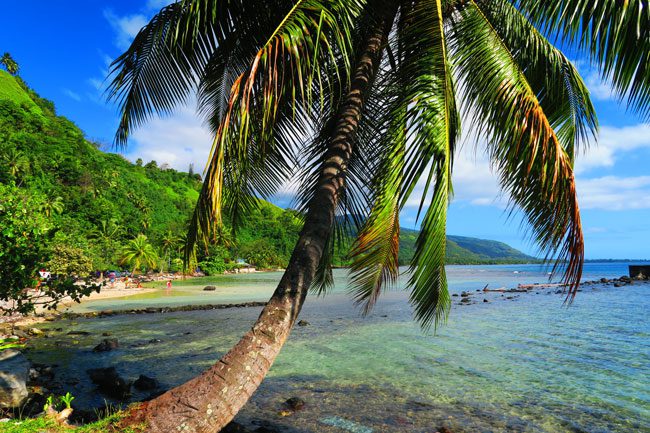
(1, 148), (30, 184)
(0, 52), (19, 75)
(40, 196), (64, 218)
(160, 230), (180, 271)
(107, 1), (649, 431)
(120, 234), (158, 275)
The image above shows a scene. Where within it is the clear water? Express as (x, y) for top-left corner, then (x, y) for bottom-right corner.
(28, 263), (650, 432)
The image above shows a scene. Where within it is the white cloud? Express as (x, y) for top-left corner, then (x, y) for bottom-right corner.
(88, 78), (103, 91)
(450, 143), (504, 207)
(104, 10), (148, 51)
(124, 104), (214, 172)
(584, 71), (616, 101)
(576, 123), (650, 173)
(577, 175), (650, 210)
(62, 88), (81, 101)
(401, 137), (504, 210)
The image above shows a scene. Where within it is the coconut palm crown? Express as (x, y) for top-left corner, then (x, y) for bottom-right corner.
(106, 1), (649, 431)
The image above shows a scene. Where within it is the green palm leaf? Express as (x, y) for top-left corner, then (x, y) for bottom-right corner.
(516, 0), (650, 118)
(449, 0), (584, 300)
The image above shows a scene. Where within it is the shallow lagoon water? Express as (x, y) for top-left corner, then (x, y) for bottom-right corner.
(29, 263), (650, 432)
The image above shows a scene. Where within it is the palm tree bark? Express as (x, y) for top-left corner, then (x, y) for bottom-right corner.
(122, 8), (397, 433)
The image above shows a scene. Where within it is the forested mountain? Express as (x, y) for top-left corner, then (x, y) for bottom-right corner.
(0, 70), (302, 273)
(0, 70), (534, 276)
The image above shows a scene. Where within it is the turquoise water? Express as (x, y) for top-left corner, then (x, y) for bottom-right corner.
(29, 263), (649, 432)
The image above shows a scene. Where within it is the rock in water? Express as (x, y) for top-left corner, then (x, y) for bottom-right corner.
(297, 320), (310, 327)
(134, 374), (158, 390)
(0, 350), (29, 408)
(285, 396), (306, 410)
(203, 285), (217, 291)
(87, 367), (131, 399)
(93, 338), (119, 352)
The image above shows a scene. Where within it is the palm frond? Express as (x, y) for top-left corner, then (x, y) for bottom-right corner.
(515, 0), (650, 119)
(476, 0), (598, 157)
(187, 0), (365, 259)
(448, 1), (584, 301)
(400, 0), (458, 328)
(348, 0), (459, 326)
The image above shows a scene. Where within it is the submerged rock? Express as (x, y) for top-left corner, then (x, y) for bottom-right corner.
(133, 374), (158, 391)
(203, 285), (217, 291)
(285, 396), (305, 410)
(297, 320), (310, 327)
(93, 338), (119, 352)
(0, 350), (29, 408)
(87, 367), (130, 399)
(28, 328), (44, 336)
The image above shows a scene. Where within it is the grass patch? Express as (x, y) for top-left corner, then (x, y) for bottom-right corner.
(2, 411), (145, 433)
(0, 70), (38, 109)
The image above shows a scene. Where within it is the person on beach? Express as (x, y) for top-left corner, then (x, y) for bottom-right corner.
(166, 280), (172, 291)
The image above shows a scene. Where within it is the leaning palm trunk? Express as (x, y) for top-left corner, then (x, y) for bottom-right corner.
(122, 10), (396, 433)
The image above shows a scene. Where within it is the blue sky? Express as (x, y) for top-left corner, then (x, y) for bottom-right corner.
(2, 1), (649, 259)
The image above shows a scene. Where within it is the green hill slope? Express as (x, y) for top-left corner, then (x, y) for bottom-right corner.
(0, 70), (301, 272)
(398, 228), (535, 265)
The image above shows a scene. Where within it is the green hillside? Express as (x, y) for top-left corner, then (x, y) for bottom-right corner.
(0, 70), (301, 273)
(398, 228), (536, 265)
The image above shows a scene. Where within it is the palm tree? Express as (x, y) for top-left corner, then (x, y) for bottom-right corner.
(107, 1), (649, 431)
(2, 149), (30, 185)
(161, 230), (180, 271)
(0, 52), (19, 75)
(40, 196), (64, 218)
(90, 219), (123, 268)
(120, 234), (159, 276)
(90, 218), (123, 243)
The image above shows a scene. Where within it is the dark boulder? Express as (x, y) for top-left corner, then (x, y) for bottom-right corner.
(297, 320), (310, 327)
(134, 374), (158, 391)
(0, 349), (29, 408)
(203, 285), (217, 291)
(87, 367), (131, 399)
(285, 396), (306, 411)
(93, 338), (119, 352)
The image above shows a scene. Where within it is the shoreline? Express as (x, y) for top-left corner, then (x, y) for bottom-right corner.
(2, 271), (646, 333)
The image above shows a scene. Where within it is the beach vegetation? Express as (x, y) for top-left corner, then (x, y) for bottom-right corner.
(119, 235), (159, 275)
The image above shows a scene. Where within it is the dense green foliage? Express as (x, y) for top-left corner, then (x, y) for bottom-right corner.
(0, 184), (99, 314)
(0, 70), (305, 277)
